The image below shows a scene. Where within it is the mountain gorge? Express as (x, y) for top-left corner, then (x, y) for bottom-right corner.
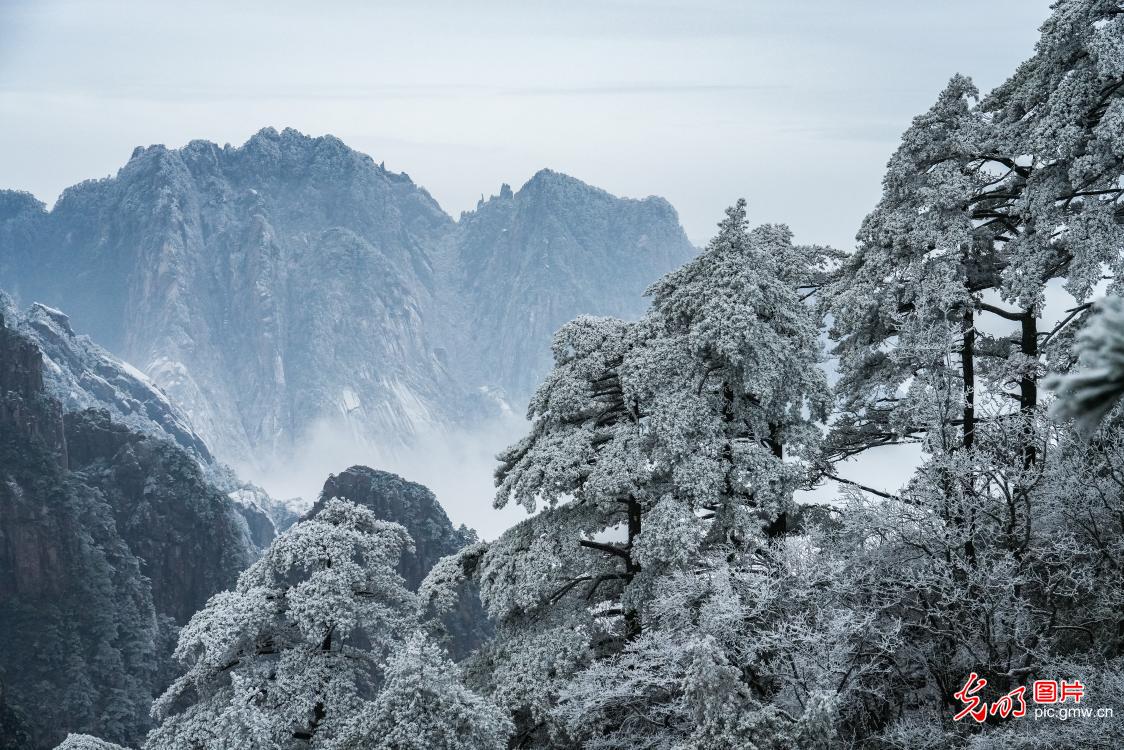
(0, 128), (696, 469)
(0, 295), (494, 748)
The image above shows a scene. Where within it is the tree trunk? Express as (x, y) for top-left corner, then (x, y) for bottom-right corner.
(962, 307), (976, 451)
(624, 496), (642, 641)
(1020, 307), (1038, 467)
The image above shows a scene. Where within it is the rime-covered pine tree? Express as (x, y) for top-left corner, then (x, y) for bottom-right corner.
(829, 0), (1124, 462)
(435, 201), (834, 745)
(821, 2), (1124, 745)
(826, 74), (989, 461)
(333, 633), (512, 750)
(144, 499), (416, 749)
(1050, 296), (1124, 429)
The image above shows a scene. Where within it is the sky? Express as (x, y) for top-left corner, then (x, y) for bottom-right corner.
(0, 0), (1054, 248)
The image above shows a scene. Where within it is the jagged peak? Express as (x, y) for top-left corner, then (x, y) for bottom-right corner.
(49, 128), (436, 219)
(321, 464), (436, 498)
(243, 126), (356, 159)
(521, 167), (589, 190)
(26, 302), (74, 335)
(458, 168), (678, 224)
(120, 128), (373, 174)
(461, 169), (602, 215)
(127, 143), (169, 162)
(518, 169), (665, 211)
(16, 299), (217, 465)
(181, 138), (223, 156)
(0, 189), (47, 216)
(314, 465), (452, 525)
(250, 125), (281, 141)
(23, 131), (682, 231)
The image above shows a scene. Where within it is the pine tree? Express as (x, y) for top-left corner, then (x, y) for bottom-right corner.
(447, 201), (834, 744)
(54, 736), (132, 750)
(826, 74), (988, 463)
(822, 4), (1124, 745)
(1049, 296), (1124, 431)
(829, 0), (1124, 466)
(333, 633), (511, 750)
(553, 537), (896, 749)
(144, 499), (416, 749)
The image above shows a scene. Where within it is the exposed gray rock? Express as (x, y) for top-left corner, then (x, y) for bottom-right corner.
(443, 169), (695, 401)
(0, 128), (465, 465)
(6, 296), (213, 464)
(228, 482), (303, 543)
(0, 129), (695, 469)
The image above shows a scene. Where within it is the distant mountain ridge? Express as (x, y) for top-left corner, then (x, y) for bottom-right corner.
(444, 168), (692, 399)
(0, 128), (695, 467)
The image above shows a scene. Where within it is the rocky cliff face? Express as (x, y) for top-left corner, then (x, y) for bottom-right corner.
(0, 128), (465, 465)
(0, 305), (255, 749)
(61, 408), (254, 623)
(0, 129), (695, 468)
(0, 191), (46, 306)
(444, 170), (695, 401)
(6, 290), (284, 545)
(8, 296), (213, 464)
(311, 465), (490, 659)
(229, 483), (303, 545)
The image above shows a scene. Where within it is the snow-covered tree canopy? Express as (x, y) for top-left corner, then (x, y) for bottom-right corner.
(452, 199), (837, 745)
(496, 200), (832, 531)
(828, 0), (1124, 463)
(812, 3), (1124, 748)
(53, 737), (132, 750)
(1049, 295), (1124, 430)
(139, 498), (510, 750)
(145, 499), (417, 749)
(333, 633), (512, 750)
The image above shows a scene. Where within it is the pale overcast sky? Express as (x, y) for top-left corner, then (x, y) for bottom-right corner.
(1, 0), (1053, 247)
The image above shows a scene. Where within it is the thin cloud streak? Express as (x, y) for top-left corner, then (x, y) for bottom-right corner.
(0, 82), (779, 101)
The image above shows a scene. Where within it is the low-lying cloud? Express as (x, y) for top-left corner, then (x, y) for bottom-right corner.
(238, 414), (533, 540)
